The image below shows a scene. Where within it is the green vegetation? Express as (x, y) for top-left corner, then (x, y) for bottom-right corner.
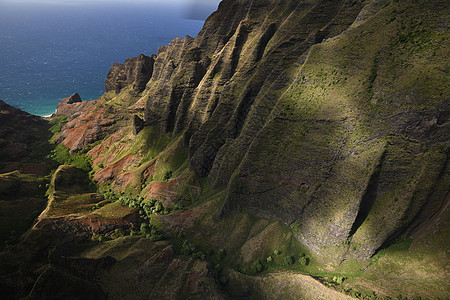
(96, 189), (172, 242)
(49, 116), (68, 142)
(1, 0), (447, 299)
(298, 253), (309, 266)
(101, 189), (170, 216)
(179, 240), (206, 259)
(284, 255), (295, 265)
(290, 219), (302, 232)
(248, 260), (264, 274)
(163, 170), (172, 181)
(50, 144), (92, 172)
(332, 276), (345, 284)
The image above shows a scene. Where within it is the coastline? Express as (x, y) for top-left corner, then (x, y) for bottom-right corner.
(42, 112), (55, 118)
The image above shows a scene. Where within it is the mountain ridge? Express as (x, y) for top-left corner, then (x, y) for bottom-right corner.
(56, 0), (448, 264)
(0, 0), (448, 298)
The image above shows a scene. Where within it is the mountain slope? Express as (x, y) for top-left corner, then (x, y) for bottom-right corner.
(60, 0), (448, 264)
(3, 0), (448, 298)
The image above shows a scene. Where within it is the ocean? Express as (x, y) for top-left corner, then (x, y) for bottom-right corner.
(0, 1), (211, 116)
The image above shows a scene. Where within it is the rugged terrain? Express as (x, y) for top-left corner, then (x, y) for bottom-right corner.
(0, 0), (448, 299)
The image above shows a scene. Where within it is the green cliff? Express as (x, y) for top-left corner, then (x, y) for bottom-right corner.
(0, 0), (448, 299)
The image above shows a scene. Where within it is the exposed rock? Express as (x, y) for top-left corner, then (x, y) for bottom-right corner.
(55, 102), (117, 152)
(0, 0), (448, 299)
(93, 154), (135, 183)
(132, 114), (145, 135)
(57, 93), (82, 107)
(15, 3), (448, 300)
(105, 53), (156, 93)
(57, 0), (449, 267)
(54, 93), (92, 117)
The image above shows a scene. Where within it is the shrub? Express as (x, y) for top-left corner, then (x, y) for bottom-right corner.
(140, 223), (149, 234)
(290, 219), (302, 232)
(332, 276), (345, 284)
(298, 256), (309, 266)
(154, 201), (163, 213)
(110, 229), (125, 239)
(284, 255), (294, 265)
(217, 248), (226, 261)
(181, 241), (190, 254)
(250, 260), (263, 274)
(51, 144), (71, 164)
(70, 154), (92, 172)
(149, 234), (163, 241)
(266, 256), (273, 263)
(212, 264), (228, 286)
(50, 144), (92, 172)
(181, 240), (193, 256)
(192, 251), (206, 260)
(274, 249), (281, 255)
(174, 203), (184, 211)
(163, 170), (172, 181)
(50, 124), (62, 134)
(219, 274), (228, 285)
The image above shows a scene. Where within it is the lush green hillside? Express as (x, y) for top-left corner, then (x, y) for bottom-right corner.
(0, 0), (448, 299)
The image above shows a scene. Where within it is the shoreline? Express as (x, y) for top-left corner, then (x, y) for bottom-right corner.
(42, 113), (54, 118)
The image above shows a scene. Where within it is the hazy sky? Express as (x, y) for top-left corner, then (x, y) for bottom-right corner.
(0, 0), (221, 19)
(0, 0), (213, 4)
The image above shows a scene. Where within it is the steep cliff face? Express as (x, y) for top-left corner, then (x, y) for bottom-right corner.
(105, 53), (156, 94)
(71, 0), (449, 264)
(2, 1), (450, 300)
(143, 0), (368, 179)
(216, 0), (450, 264)
(51, 0), (449, 296)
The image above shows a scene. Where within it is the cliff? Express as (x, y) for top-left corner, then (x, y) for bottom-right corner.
(1, 0), (449, 299)
(61, 0), (448, 262)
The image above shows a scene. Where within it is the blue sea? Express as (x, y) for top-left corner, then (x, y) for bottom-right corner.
(0, 1), (217, 116)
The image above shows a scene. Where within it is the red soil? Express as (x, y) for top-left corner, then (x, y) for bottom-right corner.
(94, 153), (134, 183)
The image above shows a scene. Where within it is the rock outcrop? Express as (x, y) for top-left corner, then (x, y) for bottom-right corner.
(57, 92), (82, 107)
(55, 100), (116, 152)
(54, 93), (91, 117)
(105, 53), (156, 93)
(53, 0), (449, 278)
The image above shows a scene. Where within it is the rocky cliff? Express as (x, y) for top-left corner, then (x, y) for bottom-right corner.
(60, 0), (448, 263)
(3, 0), (448, 299)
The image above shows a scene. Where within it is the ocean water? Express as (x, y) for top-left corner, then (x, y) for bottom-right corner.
(0, 2), (211, 116)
